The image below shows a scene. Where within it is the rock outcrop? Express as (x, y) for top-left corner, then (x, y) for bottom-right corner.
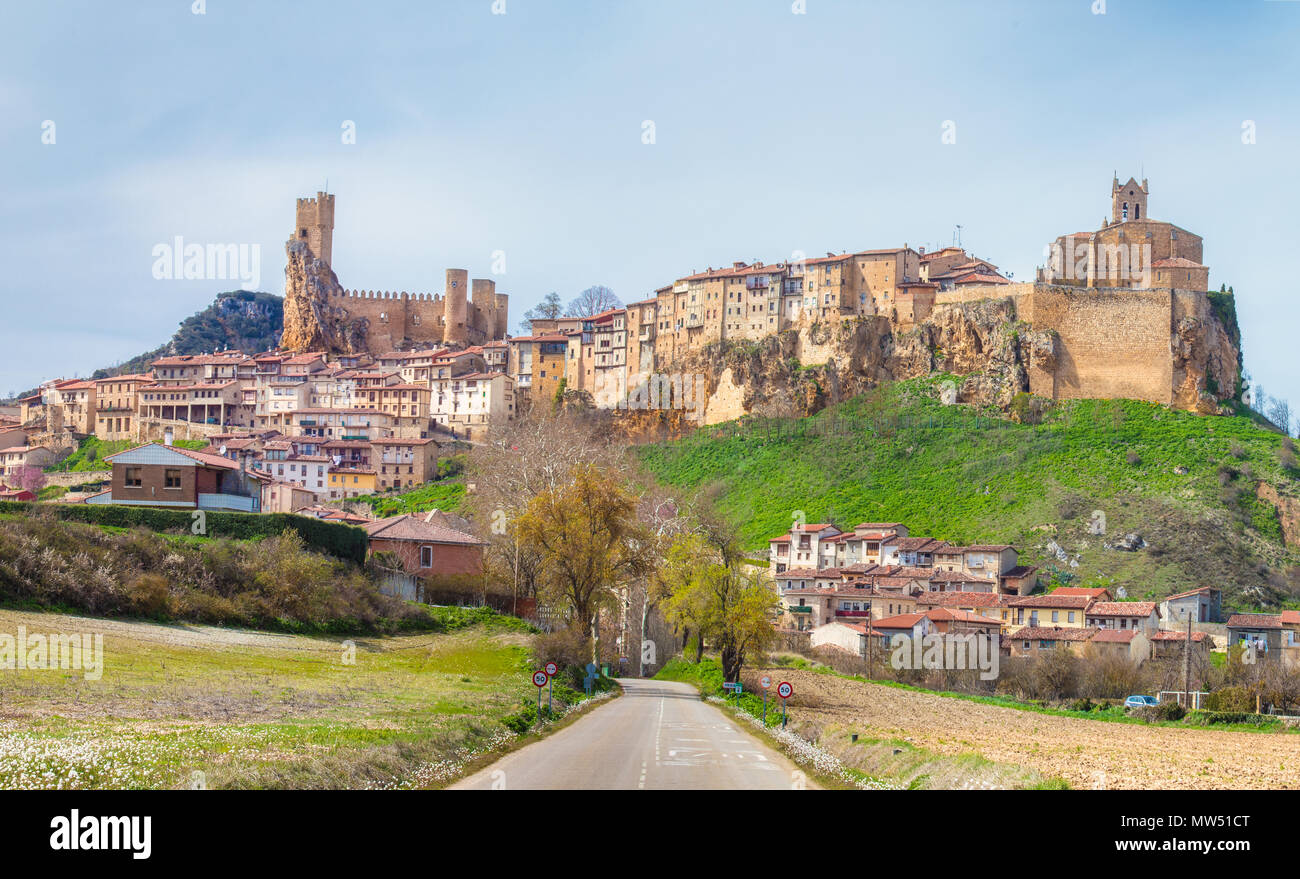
(280, 240), (370, 353)
(661, 299), (1060, 425)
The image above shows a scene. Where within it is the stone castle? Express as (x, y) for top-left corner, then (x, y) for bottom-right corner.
(281, 192), (509, 353)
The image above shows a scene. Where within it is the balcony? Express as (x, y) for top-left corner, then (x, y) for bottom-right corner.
(198, 493), (259, 513)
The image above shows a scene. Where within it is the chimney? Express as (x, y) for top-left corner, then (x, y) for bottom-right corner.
(163, 426), (174, 447)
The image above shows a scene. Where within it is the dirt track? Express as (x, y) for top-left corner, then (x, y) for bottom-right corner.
(765, 668), (1300, 789)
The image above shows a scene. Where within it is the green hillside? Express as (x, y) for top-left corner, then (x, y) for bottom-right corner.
(92, 289), (282, 378)
(636, 377), (1300, 612)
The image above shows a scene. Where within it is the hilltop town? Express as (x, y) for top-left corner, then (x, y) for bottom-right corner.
(0, 174), (1249, 513)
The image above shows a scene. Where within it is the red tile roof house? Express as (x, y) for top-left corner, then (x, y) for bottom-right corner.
(1006, 626), (1100, 658)
(1087, 628), (1151, 664)
(363, 512), (488, 604)
(1158, 587), (1223, 624)
(86, 442), (269, 512)
(1149, 629), (1212, 660)
(1085, 601), (1161, 634)
(1225, 612), (1300, 664)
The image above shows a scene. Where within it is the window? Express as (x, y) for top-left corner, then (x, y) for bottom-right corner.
(164, 469), (182, 489)
(124, 467), (142, 488)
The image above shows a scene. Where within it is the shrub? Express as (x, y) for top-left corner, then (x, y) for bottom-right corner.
(126, 573), (172, 617)
(0, 501), (367, 563)
(1125, 450), (1141, 466)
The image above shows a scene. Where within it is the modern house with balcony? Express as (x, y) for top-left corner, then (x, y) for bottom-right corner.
(86, 442), (268, 512)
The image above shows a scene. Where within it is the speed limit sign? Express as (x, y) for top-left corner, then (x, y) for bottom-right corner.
(760, 675), (772, 690)
(532, 670), (549, 688)
(544, 661), (558, 677)
(777, 681), (793, 699)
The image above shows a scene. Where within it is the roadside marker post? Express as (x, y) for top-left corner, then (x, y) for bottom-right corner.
(544, 661), (558, 714)
(532, 670), (548, 724)
(777, 681), (793, 728)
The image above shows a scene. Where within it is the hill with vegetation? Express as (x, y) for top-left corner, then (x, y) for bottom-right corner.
(636, 377), (1300, 613)
(92, 290), (282, 378)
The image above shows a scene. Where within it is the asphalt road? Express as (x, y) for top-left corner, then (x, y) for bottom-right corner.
(450, 678), (815, 790)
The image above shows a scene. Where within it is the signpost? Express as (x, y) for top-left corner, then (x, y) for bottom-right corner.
(722, 681), (743, 709)
(777, 681), (793, 728)
(760, 676), (772, 725)
(532, 670), (548, 724)
(544, 661), (558, 713)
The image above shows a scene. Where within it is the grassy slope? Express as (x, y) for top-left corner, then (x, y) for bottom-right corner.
(0, 606), (541, 789)
(47, 436), (207, 473)
(637, 378), (1300, 610)
(354, 478), (466, 518)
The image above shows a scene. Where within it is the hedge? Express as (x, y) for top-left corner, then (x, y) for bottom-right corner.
(0, 500), (367, 564)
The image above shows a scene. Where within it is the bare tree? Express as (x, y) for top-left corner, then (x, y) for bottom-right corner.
(520, 291), (563, 333)
(1268, 396), (1293, 437)
(567, 285), (621, 319)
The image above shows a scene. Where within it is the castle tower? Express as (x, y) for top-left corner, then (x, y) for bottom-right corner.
(494, 291), (509, 339)
(294, 191), (335, 265)
(443, 269), (469, 346)
(472, 278), (496, 341)
(1111, 175), (1148, 224)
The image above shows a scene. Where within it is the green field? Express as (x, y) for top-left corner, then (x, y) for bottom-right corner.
(637, 379), (1300, 610)
(0, 606), (549, 789)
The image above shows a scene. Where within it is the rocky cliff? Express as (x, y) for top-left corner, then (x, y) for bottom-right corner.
(679, 299), (1061, 425)
(280, 239), (370, 353)
(641, 289), (1241, 429)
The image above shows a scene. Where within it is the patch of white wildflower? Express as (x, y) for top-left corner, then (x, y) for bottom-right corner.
(705, 696), (895, 790)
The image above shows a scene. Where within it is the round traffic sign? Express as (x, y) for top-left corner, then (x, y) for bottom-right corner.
(777, 681), (793, 699)
(532, 671), (549, 688)
(760, 675), (772, 690)
(544, 661), (558, 677)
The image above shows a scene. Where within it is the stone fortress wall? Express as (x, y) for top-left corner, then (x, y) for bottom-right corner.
(291, 193), (508, 352)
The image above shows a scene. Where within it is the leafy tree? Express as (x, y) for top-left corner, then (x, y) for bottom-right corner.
(661, 533), (778, 682)
(514, 461), (653, 664)
(567, 285), (621, 319)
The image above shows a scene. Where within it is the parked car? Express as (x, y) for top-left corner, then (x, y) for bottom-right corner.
(1124, 695), (1159, 708)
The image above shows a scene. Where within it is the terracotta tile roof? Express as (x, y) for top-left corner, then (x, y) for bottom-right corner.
(951, 272), (1010, 285)
(1051, 587), (1111, 598)
(775, 568), (820, 579)
(1008, 593), (1093, 609)
(1151, 257), (1205, 268)
(1150, 630), (1210, 642)
(872, 613), (926, 630)
(1010, 626), (1099, 642)
(924, 607), (1000, 625)
(916, 591), (1007, 608)
(369, 437), (438, 446)
(1226, 613), (1284, 629)
(1087, 601), (1156, 617)
(1162, 587), (1219, 601)
(362, 514), (484, 545)
(895, 537), (945, 552)
(1090, 629), (1138, 643)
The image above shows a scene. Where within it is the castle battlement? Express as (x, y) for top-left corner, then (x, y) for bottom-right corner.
(284, 192), (508, 353)
(336, 289), (444, 302)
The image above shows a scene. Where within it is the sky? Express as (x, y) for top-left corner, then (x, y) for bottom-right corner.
(1, 0), (1297, 425)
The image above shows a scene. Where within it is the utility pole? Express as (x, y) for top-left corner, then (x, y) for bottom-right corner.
(1183, 610), (1193, 709)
